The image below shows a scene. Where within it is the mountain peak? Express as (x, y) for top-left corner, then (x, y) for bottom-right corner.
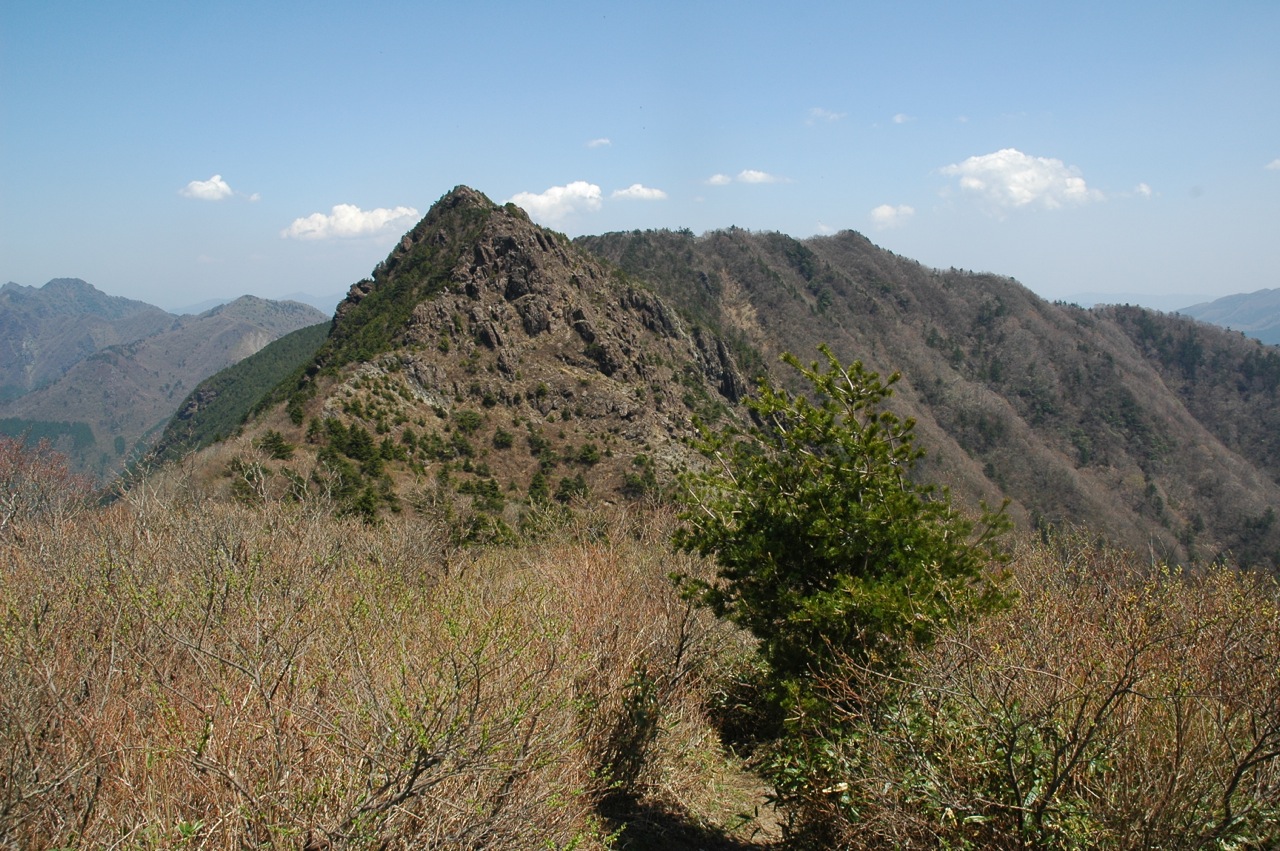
(201, 294), (327, 325)
(44, 277), (96, 293)
(209, 188), (749, 523)
(438, 184), (497, 210)
(296, 184), (745, 400)
(143, 186), (1280, 567)
(323, 186), (565, 369)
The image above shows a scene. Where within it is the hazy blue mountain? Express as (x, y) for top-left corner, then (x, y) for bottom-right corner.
(0, 278), (175, 401)
(1061, 290), (1214, 312)
(170, 297), (231, 315)
(279, 290), (345, 314)
(0, 288), (326, 481)
(170, 293), (342, 316)
(1179, 288), (1280, 345)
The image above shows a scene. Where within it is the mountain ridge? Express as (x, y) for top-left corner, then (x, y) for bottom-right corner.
(579, 225), (1280, 566)
(156, 186), (748, 530)
(1179, 287), (1280, 345)
(0, 281), (326, 481)
(0, 277), (176, 401)
(145, 186), (1280, 566)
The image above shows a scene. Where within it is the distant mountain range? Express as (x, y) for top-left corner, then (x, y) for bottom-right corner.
(145, 187), (1280, 569)
(169, 291), (346, 316)
(0, 279), (326, 481)
(0, 278), (175, 402)
(1178, 288), (1280, 345)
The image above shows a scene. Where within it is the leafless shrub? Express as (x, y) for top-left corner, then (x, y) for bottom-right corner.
(798, 534), (1280, 849)
(0, 492), (742, 848)
(0, 436), (91, 540)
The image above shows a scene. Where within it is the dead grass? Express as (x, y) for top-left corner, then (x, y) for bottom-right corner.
(0, 491), (768, 848)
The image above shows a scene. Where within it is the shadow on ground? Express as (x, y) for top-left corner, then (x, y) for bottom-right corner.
(600, 793), (780, 851)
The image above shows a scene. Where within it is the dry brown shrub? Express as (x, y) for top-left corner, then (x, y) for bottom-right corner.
(798, 534), (1280, 850)
(0, 492), (745, 848)
(0, 436), (92, 541)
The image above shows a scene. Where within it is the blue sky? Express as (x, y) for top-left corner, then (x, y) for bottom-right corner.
(3, 1), (1277, 312)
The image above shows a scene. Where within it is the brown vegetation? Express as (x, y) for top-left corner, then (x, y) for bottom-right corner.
(3, 438), (1279, 848)
(0, 436), (91, 538)
(788, 536), (1280, 848)
(0, 449), (764, 848)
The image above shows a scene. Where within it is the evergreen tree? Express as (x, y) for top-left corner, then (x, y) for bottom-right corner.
(675, 346), (1009, 704)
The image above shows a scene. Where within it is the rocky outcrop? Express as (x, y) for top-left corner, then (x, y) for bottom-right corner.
(326, 186), (746, 421)
(266, 186), (753, 511)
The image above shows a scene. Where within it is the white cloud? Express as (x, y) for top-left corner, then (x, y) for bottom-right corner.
(1267, 159), (1280, 171)
(807, 107), (845, 124)
(870, 204), (915, 228)
(1135, 182), (1153, 198)
(892, 113), (913, 124)
(506, 181), (602, 224)
(815, 222), (837, 235)
(281, 203), (419, 240)
(940, 148), (1104, 211)
(707, 170), (786, 185)
(611, 183), (667, 201)
(587, 137), (612, 148)
(180, 174), (234, 201)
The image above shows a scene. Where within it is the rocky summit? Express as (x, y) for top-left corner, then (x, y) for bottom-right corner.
(196, 186), (750, 530)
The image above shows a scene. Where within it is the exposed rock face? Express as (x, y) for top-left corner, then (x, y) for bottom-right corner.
(335, 279), (375, 320)
(323, 188), (744, 426)
(172, 385), (220, 423)
(273, 186), (748, 511)
(692, 326), (750, 403)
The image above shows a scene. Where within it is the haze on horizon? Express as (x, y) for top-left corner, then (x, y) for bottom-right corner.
(2, 1), (1277, 313)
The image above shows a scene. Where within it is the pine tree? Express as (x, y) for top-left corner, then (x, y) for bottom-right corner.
(675, 346), (1009, 702)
